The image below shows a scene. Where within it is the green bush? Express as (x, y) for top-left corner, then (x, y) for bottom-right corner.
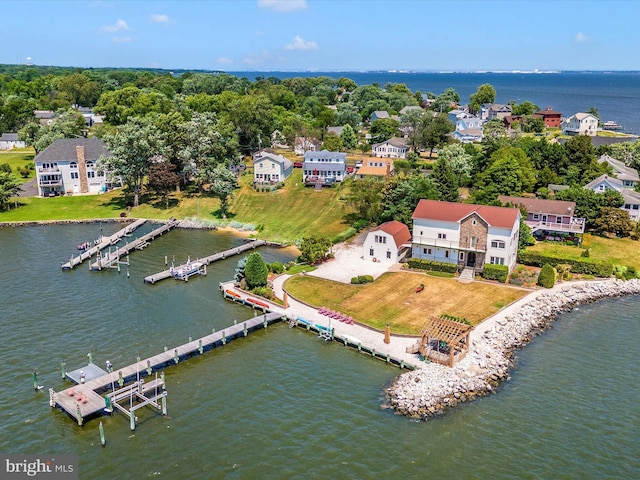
(581, 248), (590, 258)
(351, 275), (374, 284)
(537, 264), (556, 288)
(407, 258), (457, 274)
(482, 264), (509, 283)
(269, 261), (284, 274)
(251, 286), (275, 300)
(517, 251), (613, 277)
(352, 219), (369, 232)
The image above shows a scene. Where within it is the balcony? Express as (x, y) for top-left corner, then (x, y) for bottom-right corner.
(39, 179), (63, 187)
(527, 219), (585, 234)
(412, 236), (486, 252)
(37, 167), (60, 173)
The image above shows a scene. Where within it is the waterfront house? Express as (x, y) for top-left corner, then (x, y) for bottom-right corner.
(411, 200), (520, 273)
(363, 220), (412, 264)
(597, 154), (639, 188)
(253, 151), (293, 184)
(481, 103), (512, 121)
(498, 195), (585, 237)
(0, 133), (25, 150)
(584, 174), (640, 221)
(355, 157), (394, 181)
(302, 150), (346, 186)
(451, 116), (484, 143)
(371, 137), (408, 158)
(34, 137), (117, 197)
(533, 107), (562, 128)
(562, 112), (598, 136)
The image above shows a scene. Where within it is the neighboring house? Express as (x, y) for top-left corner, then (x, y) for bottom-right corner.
(411, 200), (521, 272)
(302, 150), (347, 185)
(399, 105), (422, 116)
(76, 106), (104, 127)
(562, 112), (598, 136)
(498, 195), (585, 236)
(371, 137), (408, 158)
(456, 116), (482, 131)
(326, 126), (344, 136)
(355, 157), (394, 181)
(363, 220), (412, 264)
(370, 111), (390, 123)
(597, 154), (639, 188)
(584, 174), (640, 221)
(294, 137), (321, 156)
(253, 151), (293, 184)
(34, 110), (56, 126)
(452, 128), (483, 143)
(34, 137), (117, 197)
(533, 107), (562, 128)
(481, 104), (512, 121)
(448, 109), (474, 124)
(0, 133), (25, 150)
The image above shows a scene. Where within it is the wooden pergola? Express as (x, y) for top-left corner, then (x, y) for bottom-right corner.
(416, 315), (474, 367)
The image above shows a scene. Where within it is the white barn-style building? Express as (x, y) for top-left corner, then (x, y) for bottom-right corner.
(363, 220), (412, 264)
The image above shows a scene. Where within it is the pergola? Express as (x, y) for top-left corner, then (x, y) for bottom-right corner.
(416, 315), (474, 367)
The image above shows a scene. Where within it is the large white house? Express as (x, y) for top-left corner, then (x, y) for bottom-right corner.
(584, 174), (640, 221)
(371, 137), (408, 158)
(253, 151), (293, 184)
(363, 220), (411, 264)
(411, 200), (521, 272)
(302, 150), (346, 185)
(598, 154), (639, 188)
(34, 137), (116, 197)
(562, 112), (599, 136)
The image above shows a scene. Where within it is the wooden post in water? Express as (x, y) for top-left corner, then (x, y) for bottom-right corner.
(33, 370), (38, 391)
(146, 360), (152, 376)
(99, 421), (106, 446)
(199, 340), (203, 354)
(76, 406), (83, 426)
(160, 371), (165, 390)
(174, 349), (179, 364)
(87, 352), (93, 365)
(61, 361), (66, 379)
(222, 331), (226, 345)
(118, 371), (124, 388)
(161, 394), (167, 416)
(243, 323), (248, 337)
(129, 411), (136, 431)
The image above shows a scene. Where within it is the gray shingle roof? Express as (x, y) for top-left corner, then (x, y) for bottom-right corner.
(0, 133), (19, 141)
(34, 137), (111, 163)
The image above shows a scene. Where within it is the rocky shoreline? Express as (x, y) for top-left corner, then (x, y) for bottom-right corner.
(385, 278), (640, 420)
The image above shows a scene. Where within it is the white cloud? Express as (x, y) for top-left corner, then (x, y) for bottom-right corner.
(112, 36), (132, 43)
(284, 35), (318, 51)
(257, 0), (307, 12)
(243, 50), (273, 66)
(150, 14), (169, 23)
(217, 57), (234, 65)
(575, 32), (589, 43)
(101, 19), (129, 33)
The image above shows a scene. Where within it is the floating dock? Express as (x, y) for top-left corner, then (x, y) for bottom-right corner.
(61, 219), (147, 270)
(143, 239), (267, 284)
(90, 220), (178, 271)
(50, 311), (284, 427)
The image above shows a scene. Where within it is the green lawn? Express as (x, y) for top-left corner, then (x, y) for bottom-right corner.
(526, 234), (640, 270)
(0, 149), (36, 180)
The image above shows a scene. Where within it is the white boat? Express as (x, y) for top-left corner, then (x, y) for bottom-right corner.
(170, 257), (205, 281)
(602, 121), (622, 130)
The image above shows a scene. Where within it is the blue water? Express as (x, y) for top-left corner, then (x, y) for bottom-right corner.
(233, 71), (640, 134)
(1, 224), (639, 479)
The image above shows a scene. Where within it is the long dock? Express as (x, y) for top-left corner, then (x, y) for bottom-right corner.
(143, 239), (267, 284)
(90, 219), (178, 271)
(61, 219), (147, 270)
(50, 311), (285, 426)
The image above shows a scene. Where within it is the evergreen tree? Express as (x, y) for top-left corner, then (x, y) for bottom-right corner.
(340, 124), (357, 151)
(244, 252), (268, 289)
(431, 158), (459, 202)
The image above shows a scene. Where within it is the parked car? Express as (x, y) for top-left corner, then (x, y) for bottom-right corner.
(293, 161), (303, 168)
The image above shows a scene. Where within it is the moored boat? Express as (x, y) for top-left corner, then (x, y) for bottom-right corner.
(602, 120), (622, 130)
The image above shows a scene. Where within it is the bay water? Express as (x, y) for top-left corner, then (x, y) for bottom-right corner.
(0, 224), (638, 479)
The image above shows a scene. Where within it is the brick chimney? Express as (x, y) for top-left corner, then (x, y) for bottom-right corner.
(76, 146), (89, 194)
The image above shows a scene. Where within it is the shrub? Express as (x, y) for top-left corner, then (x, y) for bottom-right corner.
(352, 219), (369, 232)
(407, 258), (457, 274)
(537, 264), (556, 288)
(517, 251), (613, 277)
(269, 262), (284, 274)
(0, 163), (11, 174)
(581, 248), (590, 258)
(251, 286), (275, 300)
(508, 277), (525, 286)
(351, 275), (374, 284)
(482, 264), (508, 283)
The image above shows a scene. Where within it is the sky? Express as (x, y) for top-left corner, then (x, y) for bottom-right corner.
(1, 0), (639, 72)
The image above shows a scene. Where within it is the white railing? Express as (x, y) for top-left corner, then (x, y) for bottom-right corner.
(412, 236), (487, 252)
(37, 167), (60, 173)
(527, 220), (585, 234)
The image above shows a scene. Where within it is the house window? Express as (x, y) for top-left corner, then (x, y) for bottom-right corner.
(459, 252), (464, 260)
(472, 219), (477, 226)
(423, 248), (432, 255)
(445, 250), (449, 258)
(490, 256), (505, 265)
(386, 251), (391, 259)
(470, 236), (477, 248)
(369, 248), (374, 256)
(87, 171), (95, 178)
(71, 172), (78, 179)
(70, 162), (78, 169)
(532, 214), (540, 220)
(491, 240), (506, 249)
(438, 233), (447, 239)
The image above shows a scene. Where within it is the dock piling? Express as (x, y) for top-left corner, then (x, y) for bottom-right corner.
(76, 406), (83, 426)
(87, 352), (93, 365)
(49, 388), (55, 407)
(198, 340), (203, 354)
(99, 421), (106, 446)
(243, 323), (247, 337)
(61, 361), (66, 379)
(146, 360), (152, 376)
(118, 371), (124, 388)
(174, 349), (179, 364)
(33, 370), (38, 391)
(222, 331), (226, 345)
(129, 411), (135, 431)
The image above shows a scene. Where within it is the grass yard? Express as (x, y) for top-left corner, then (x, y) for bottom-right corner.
(526, 234), (640, 270)
(0, 149), (36, 180)
(285, 272), (528, 334)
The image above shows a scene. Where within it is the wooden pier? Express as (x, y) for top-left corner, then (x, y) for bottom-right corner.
(61, 219), (147, 270)
(90, 219), (178, 271)
(143, 239), (267, 284)
(50, 311), (284, 426)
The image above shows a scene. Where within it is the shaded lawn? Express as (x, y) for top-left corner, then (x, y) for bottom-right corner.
(526, 235), (640, 270)
(0, 149), (36, 180)
(285, 272), (528, 335)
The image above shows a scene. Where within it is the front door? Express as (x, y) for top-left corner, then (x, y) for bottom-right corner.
(466, 252), (476, 267)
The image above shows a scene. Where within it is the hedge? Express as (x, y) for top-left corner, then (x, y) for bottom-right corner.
(351, 275), (374, 284)
(517, 251), (613, 277)
(407, 258), (457, 274)
(482, 264), (509, 283)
